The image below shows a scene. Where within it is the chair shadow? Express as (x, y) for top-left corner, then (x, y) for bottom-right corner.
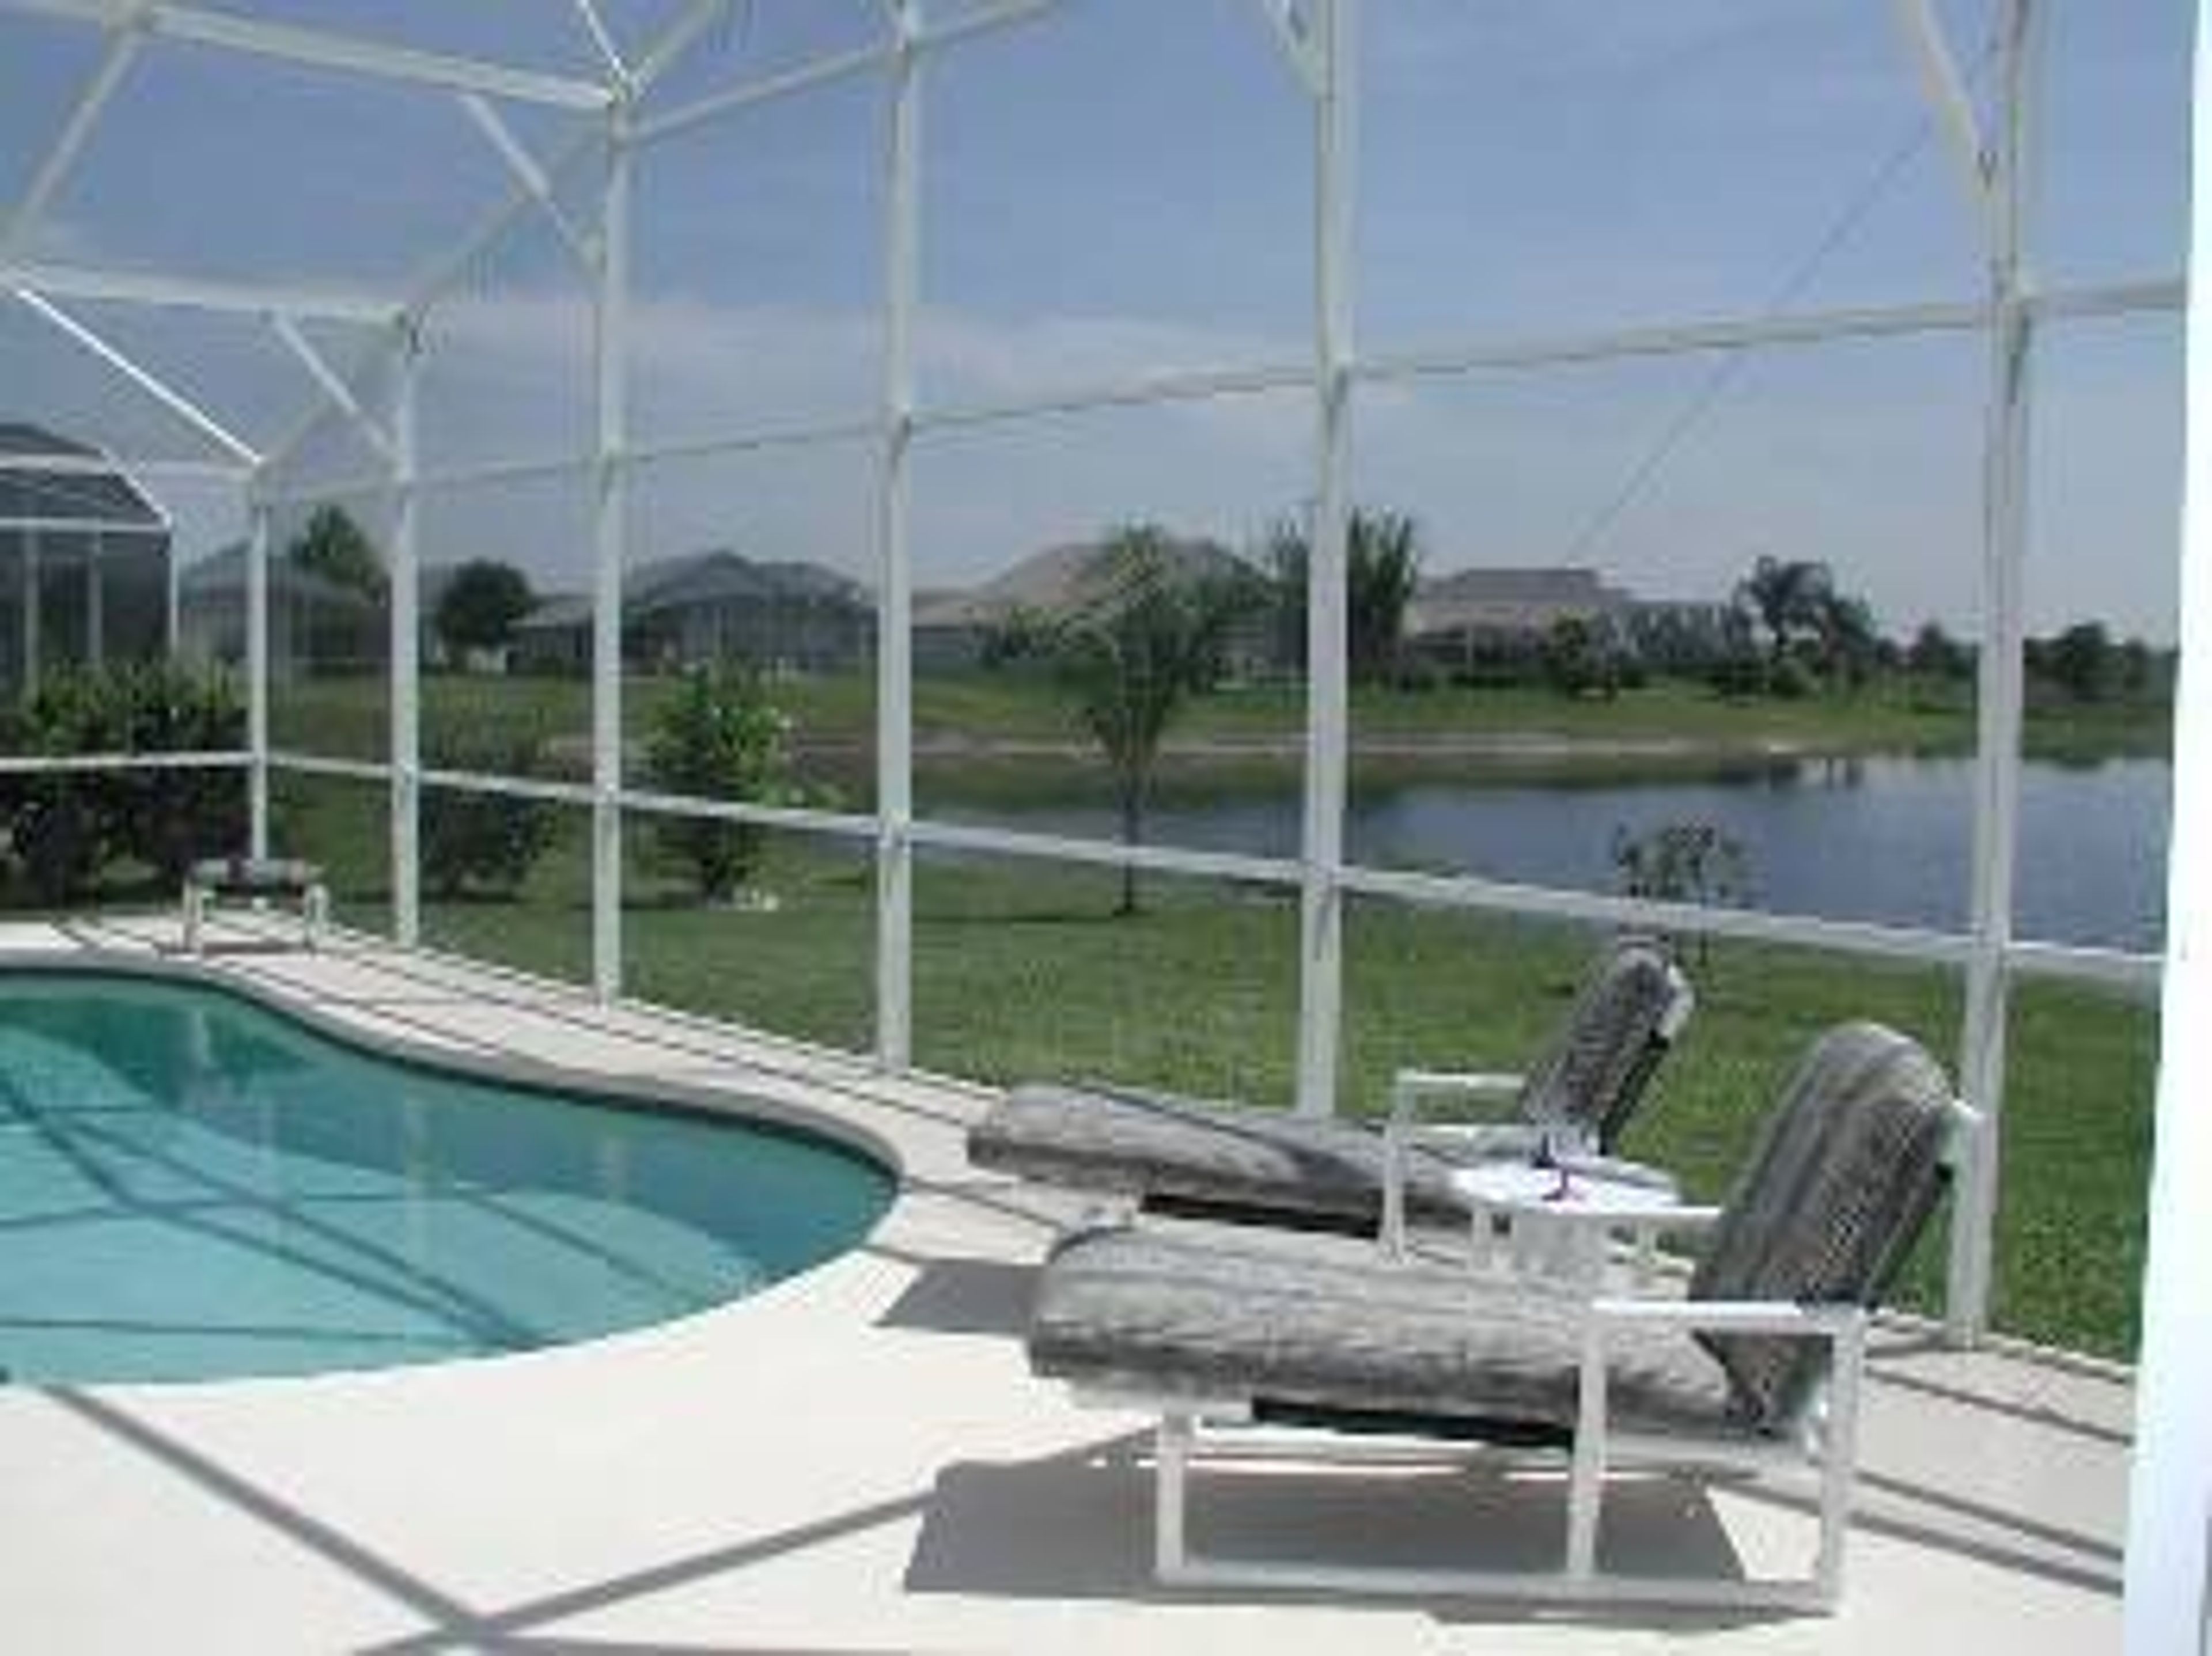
(903, 1431), (1784, 1630)
(874, 1256), (1037, 1338)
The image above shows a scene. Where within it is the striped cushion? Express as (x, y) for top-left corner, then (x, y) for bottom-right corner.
(1689, 1022), (1955, 1430)
(968, 1083), (1680, 1231)
(1516, 935), (1683, 1146)
(969, 1082), (1479, 1227)
(1030, 1222), (1751, 1441)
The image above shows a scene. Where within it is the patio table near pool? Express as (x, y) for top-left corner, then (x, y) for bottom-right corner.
(181, 855), (330, 955)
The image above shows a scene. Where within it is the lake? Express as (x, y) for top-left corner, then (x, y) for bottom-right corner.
(933, 755), (2172, 952)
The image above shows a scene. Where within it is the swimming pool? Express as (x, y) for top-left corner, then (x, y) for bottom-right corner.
(0, 968), (894, 1384)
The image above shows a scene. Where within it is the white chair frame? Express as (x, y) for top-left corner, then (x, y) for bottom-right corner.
(1080, 1295), (1868, 1613)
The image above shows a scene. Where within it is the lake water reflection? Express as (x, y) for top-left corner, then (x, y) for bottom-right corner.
(941, 756), (2172, 951)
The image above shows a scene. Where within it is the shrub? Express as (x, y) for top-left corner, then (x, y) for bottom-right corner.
(419, 737), (559, 900)
(0, 664), (245, 903)
(1609, 819), (1753, 968)
(645, 664), (809, 903)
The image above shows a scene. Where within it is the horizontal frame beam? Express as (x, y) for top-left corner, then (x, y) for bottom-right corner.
(1, 260), (402, 324)
(0, 749), (248, 774)
(0, 513), (171, 533)
(635, 0), (1065, 146)
(5, 0), (613, 109)
(0, 451), (249, 479)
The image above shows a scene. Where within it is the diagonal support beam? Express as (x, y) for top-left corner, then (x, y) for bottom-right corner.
(9, 285), (262, 464)
(4, 0), (612, 110)
(0, 6), (149, 259)
(271, 313), (394, 463)
(630, 0), (733, 90)
(456, 93), (599, 275)
(1889, 0), (1999, 247)
(258, 0), (732, 482)
(1243, 0), (1321, 93)
(569, 0), (633, 94)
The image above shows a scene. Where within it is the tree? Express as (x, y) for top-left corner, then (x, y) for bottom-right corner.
(1810, 592), (1881, 690)
(1543, 614), (1622, 699)
(1266, 506), (1425, 685)
(1906, 620), (1972, 682)
(1036, 524), (1248, 915)
(287, 503), (388, 601)
(2041, 620), (2117, 703)
(1731, 555), (1834, 677)
(646, 664), (807, 903)
(435, 559), (535, 658)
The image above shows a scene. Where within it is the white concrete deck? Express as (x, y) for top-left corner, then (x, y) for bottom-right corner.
(0, 915), (2129, 1653)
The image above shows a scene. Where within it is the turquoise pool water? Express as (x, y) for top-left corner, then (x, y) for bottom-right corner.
(0, 971), (893, 1384)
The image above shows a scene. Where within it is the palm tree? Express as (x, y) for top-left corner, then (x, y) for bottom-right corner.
(1266, 506), (1425, 684)
(1732, 555), (1835, 676)
(1037, 524), (1248, 915)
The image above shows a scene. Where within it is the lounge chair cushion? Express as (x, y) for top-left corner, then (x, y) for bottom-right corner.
(971, 1082), (1679, 1231)
(1029, 1222), (1754, 1443)
(1518, 935), (1684, 1144)
(970, 1082), (1485, 1227)
(1689, 1021), (1954, 1430)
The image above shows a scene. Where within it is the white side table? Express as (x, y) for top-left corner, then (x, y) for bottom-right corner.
(1450, 1158), (1703, 1290)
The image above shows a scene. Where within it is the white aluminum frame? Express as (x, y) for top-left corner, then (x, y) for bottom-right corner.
(2121, 6), (2212, 1642)
(0, 0), (2187, 1355)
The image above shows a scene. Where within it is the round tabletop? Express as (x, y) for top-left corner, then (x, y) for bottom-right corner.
(1450, 1158), (1681, 1218)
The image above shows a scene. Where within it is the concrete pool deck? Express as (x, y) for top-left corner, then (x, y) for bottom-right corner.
(0, 915), (2131, 1653)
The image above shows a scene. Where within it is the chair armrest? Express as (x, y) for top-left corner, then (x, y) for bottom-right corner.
(1378, 1070), (1522, 1256)
(1586, 1297), (1865, 1337)
(1389, 1068), (1525, 1128)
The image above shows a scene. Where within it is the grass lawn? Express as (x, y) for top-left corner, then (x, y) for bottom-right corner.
(242, 775), (2155, 1361)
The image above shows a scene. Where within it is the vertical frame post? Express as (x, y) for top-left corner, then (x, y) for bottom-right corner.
(1949, 0), (2040, 1342)
(875, 0), (922, 1072)
(1294, 0), (1355, 1117)
(592, 108), (634, 1003)
(390, 331), (421, 947)
(246, 490), (270, 857)
(2123, 6), (2212, 1637)
(86, 530), (104, 668)
(21, 528), (39, 700)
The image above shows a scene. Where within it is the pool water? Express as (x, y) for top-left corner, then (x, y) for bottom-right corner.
(0, 971), (893, 1384)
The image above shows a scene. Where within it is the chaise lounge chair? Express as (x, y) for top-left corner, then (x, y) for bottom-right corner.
(1025, 1021), (1970, 1610)
(968, 934), (1692, 1242)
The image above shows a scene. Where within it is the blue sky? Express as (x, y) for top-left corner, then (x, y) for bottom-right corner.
(0, 0), (2191, 639)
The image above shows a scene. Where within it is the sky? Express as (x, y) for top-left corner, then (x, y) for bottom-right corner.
(0, 0), (2192, 641)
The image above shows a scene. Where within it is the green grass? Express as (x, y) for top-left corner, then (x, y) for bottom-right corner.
(205, 778), (2158, 1361)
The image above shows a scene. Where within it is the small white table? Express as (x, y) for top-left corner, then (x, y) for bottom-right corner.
(1451, 1158), (1691, 1290)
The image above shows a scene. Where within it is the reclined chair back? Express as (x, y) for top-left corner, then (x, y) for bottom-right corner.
(1688, 1021), (1957, 1432)
(1514, 935), (1694, 1151)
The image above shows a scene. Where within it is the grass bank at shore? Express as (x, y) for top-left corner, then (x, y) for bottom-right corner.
(265, 669), (2173, 779)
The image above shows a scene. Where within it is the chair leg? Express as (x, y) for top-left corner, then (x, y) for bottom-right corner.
(1811, 1317), (1868, 1605)
(1566, 1319), (1610, 1579)
(1156, 1412), (1194, 1580)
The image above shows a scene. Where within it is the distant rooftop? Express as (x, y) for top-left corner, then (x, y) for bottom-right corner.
(0, 420), (167, 535)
